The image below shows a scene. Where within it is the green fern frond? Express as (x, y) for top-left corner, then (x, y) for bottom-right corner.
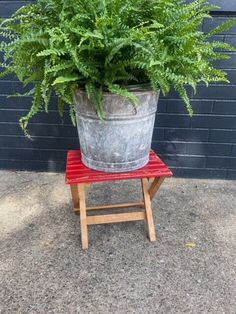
(37, 48), (67, 57)
(58, 97), (65, 117)
(208, 18), (236, 37)
(175, 85), (193, 117)
(1, 0), (236, 131)
(19, 85), (42, 136)
(52, 74), (82, 86)
(69, 105), (77, 126)
(107, 83), (139, 106)
(86, 82), (105, 120)
(45, 61), (74, 74)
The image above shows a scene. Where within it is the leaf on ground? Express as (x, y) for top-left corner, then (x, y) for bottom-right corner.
(185, 242), (197, 248)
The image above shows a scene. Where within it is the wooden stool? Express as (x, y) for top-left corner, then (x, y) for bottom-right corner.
(66, 150), (172, 249)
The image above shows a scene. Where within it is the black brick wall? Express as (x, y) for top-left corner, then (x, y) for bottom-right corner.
(0, 1), (236, 179)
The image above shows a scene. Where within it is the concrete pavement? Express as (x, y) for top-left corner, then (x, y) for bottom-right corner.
(0, 171), (235, 313)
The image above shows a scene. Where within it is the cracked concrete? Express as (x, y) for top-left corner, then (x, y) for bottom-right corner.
(0, 171), (235, 313)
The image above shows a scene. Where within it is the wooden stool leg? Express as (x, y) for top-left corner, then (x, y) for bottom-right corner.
(78, 184), (88, 249)
(149, 177), (165, 200)
(141, 178), (156, 242)
(70, 184), (79, 209)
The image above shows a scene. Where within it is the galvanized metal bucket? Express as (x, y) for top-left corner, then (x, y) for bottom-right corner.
(73, 87), (159, 172)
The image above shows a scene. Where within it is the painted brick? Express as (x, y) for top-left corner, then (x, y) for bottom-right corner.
(0, 122), (77, 137)
(0, 148), (39, 161)
(0, 109), (72, 124)
(186, 143), (232, 156)
(159, 155), (206, 168)
(224, 35), (236, 47)
(0, 123), (22, 136)
(0, 1), (34, 17)
(171, 167), (227, 179)
(212, 0), (236, 12)
(166, 100), (213, 114)
(0, 68), (17, 82)
(206, 157), (236, 169)
(160, 86), (193, 100)
(0, 159), (65, 172)
(227, 170), (236, 179)
(152, 141), (186, 155)
(152, 128), (165, 141)
(232, 145), (236, 156)
(215, 53), (236, 69)
(0, 136), (79, 150)
(209, 130), (236, 143)
(194, 84), (236, 99)
(208, 35), (225, 43)
(155, 114), (190, 128)
(213, 100), (236, 114)
(0, 96), (58, 110)
(225, 70), (236, 84)
(164, 128), (209, 142)
(0, 148), (67, 161)
(186, 0), (236, 12)
(191, 115), (236, 129)
(0, 52), (4, 64)
(0, 96), (33, 110)
(203, 17), (236, 35)
(156, 100), (167, 113)
(0, 81), (34, 95)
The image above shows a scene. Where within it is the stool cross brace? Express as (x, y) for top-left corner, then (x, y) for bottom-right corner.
(70, 177), (165, 249)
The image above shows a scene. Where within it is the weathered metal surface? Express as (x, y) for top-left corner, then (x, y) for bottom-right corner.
(74, 88), (159, 172)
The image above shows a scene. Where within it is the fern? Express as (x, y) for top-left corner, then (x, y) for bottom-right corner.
(58, 97), (65, 117)
(19, 85), (42, 136)
(107, 83), (139, 106)
(52, 74), (82, 86)
(208, 18), (236, 37)
(85, 82), (104, 120)
(0, 0), (236, 133)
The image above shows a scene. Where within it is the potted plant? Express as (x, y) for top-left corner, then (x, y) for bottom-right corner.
(1, 0), (236, 172)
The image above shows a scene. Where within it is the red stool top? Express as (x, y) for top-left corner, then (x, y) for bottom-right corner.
(66, 150), (172, 184)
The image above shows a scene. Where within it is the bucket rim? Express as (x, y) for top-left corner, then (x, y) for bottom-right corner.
(74, 84), (160, 96)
